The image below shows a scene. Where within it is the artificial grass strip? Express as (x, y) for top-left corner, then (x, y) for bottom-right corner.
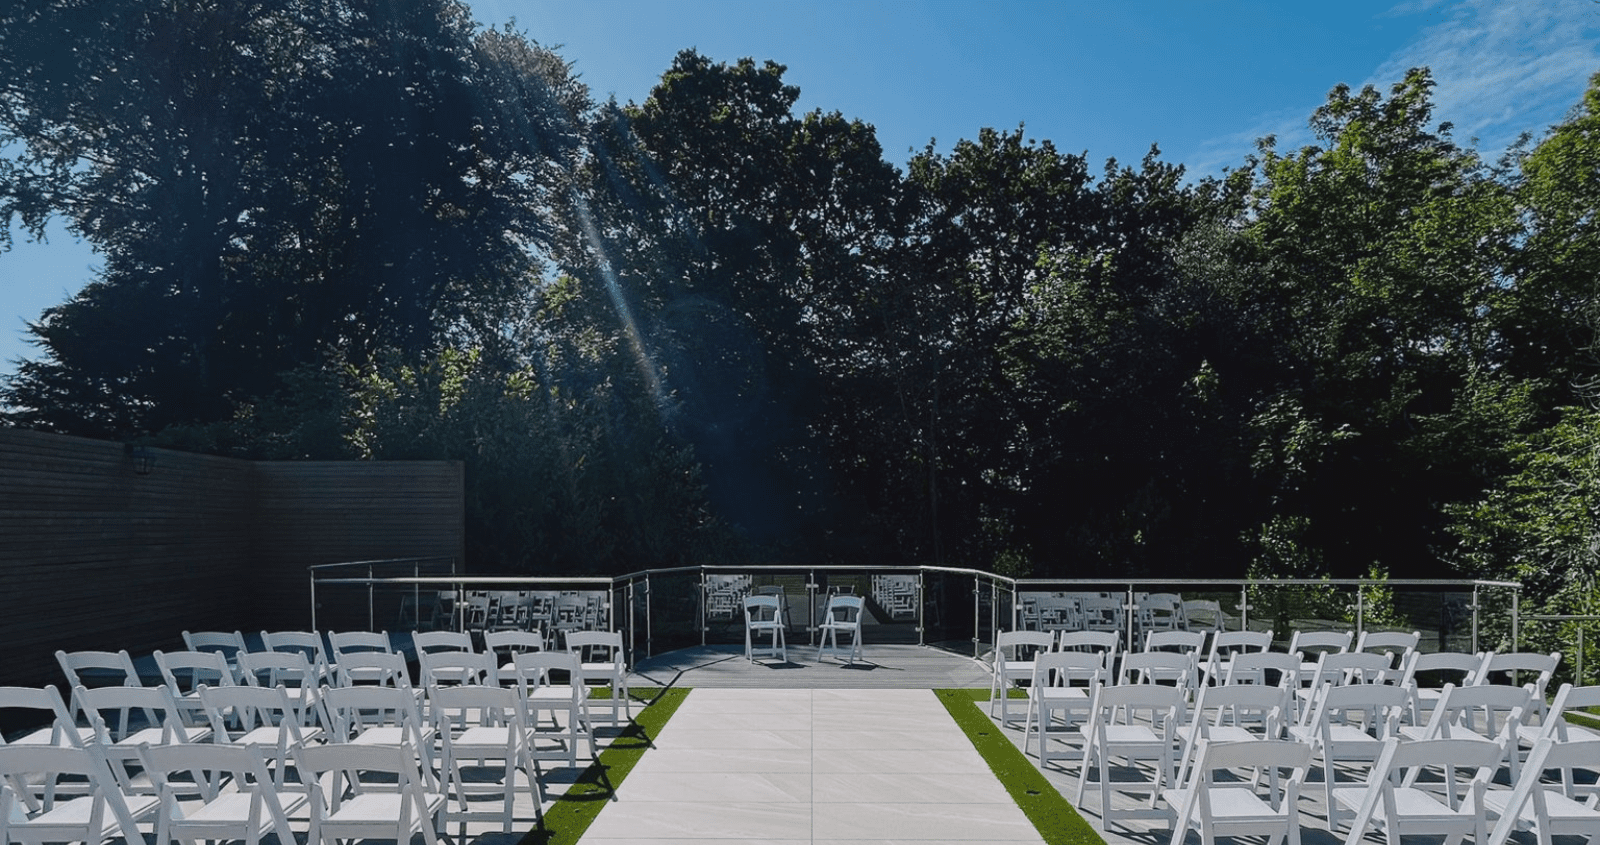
(936, 688), (1103, 845)
(519, 686), (691, 845)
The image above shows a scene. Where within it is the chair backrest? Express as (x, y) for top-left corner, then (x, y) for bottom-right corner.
(743, 595), (782, 624)
(1303, 650), (1394, 687)
(1143, 630), (1206, 655)
(73, 683), (197, 744)
(1087, 683), (1186, 730)
(1354, 629), (1421, 657)
(1208, 629), (1273, 656)
(1078, 596), (1124, 632)
(509, 649), (581, 686)
(332, 650), (412, 689)
(995, 631), (1055, 664)
(1476, 651), (1560, 698)
(417, 650), (495, 688)
(329, 630), (394, 658)
(429, 683), (527, 736)
(1137, 593), (1185, 631)
(565, 630), (625, 664)
(0, 685), (81, 747)
(1181, 599), (1225, 633)
(1400, 650), (1484, 687)
(1416, 682), (1531, 743)
(1057, 630), (1119, 656)
(54, 649), (140, 688)
(260, 630), (332, 674)
(199, 683), (315, 747)
(154, 649), (235, 693)
(1223, 650), (1302, 687)
(1119, 651), (1197, 688)
(181, 630), (247, 660)
(483, 629), (545, 659)
(1287, 629), (1352, 658)
(1301, 681), (1409, 735)
(821, 595), (864, 627)
(1191, 683), (1290, 733)
(320, 685), (425, 741)
(236, 649), (319, 690)
(1032, 650), (1106, 688)
(411, 630), (474, 655)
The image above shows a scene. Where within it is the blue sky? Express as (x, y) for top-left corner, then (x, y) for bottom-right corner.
(2, 0), (1597, 375)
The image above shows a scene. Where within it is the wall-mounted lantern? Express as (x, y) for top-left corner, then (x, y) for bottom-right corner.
(128, 444), (156, 476)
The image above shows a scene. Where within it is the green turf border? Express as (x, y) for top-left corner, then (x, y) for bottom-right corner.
(936, 688), (1104, 845)
(519, 686), (691, 845)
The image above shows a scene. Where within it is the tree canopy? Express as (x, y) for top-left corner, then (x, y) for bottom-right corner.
(3, 3), (1598, 604)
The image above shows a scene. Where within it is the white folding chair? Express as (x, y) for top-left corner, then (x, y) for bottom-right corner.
(484, 629), (546, 683)
(332, 650), (415, 691)
(294, 741), (446, 845)
(567, 630), (631, 728)
(1512, 683), (1600, 798)
(1204, 629), (1274, 685)
(816, 594), (865, 664)
(181, 630), (249, 673)
(1333, 737), (1501, 845)
(1138, 593), (1187, 635)
(1485, 735), (1600, 845)
(0, 686), (90, 748)
(1119, 650), (1199, 694)
(236, 649), (325, 728)
(1288, 681), (1409, 831)
(55, 649), (141, 689)
(509, 651), (598, 769)
(1163, 739), (1312, 845)
(990, 630), (1056, 725)
(1182, 599), (1227, 633)
(1075, 683), (1186, 829)
(1354, 629), (1421, 674)
(73, 683), (210, 791)
(1058, 629), (1121, 659)
(430, 683), (545, 835)
(1476, 651), (1561, 722)
(154, 649), (236, 728)
(1288, 629), (1353, 679)
(0, 743), (158, 845)
(418, 650), (495, 691)
(260, 630), (334, 684)
(1223, 650), (1302, 688)
(329, 631), (397, 685)
(1022, 650), (1105, 769)
(742, 595), (787, 663)
(137, 741), (306, 845)
(1144, 629), (1207, 656)
(200, 683), (323, 790)
(1398, 650), (1484, 727)
(319, 684), (438, 784)
(1175, 682), (1291, 788)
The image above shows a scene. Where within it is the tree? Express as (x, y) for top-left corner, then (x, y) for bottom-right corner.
(1, 0), (583, 437)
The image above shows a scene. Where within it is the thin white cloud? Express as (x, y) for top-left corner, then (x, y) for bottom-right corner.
(1187, 0), (1600, 178)
(1368, 0), (1600, 149)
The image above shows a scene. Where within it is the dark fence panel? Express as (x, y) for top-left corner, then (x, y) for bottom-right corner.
(0, 429), (463, 687)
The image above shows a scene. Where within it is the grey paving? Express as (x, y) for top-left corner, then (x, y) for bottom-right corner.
(579, 688), (1046, 844)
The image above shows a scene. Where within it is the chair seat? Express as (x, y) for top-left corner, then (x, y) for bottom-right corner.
(452, 726), (519, 749)
(185, 790), (309, 825)
(1333, 785), (1480, 825)
(1484, 786), (1600, 825)
(324, 790), (447, 824)
(1163, 786), (1284, 822)
(236, 724), (324, 746)
(17, 793), (160, 835)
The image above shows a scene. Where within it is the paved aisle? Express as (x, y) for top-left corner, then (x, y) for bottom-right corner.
(579, 688), (1046, 844)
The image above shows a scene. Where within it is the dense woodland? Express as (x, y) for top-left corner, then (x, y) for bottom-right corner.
(3, 1), (1598, 618)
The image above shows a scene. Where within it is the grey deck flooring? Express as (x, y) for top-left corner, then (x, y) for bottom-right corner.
(627, 643), (994, 690)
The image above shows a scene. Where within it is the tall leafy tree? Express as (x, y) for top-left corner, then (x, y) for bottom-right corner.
(0, 0), (582, 437)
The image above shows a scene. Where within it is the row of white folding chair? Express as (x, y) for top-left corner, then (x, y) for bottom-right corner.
(1485, 683), (1600, 845)
(417, 628), (629, 726)
(1193, 682), (1598, 845)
